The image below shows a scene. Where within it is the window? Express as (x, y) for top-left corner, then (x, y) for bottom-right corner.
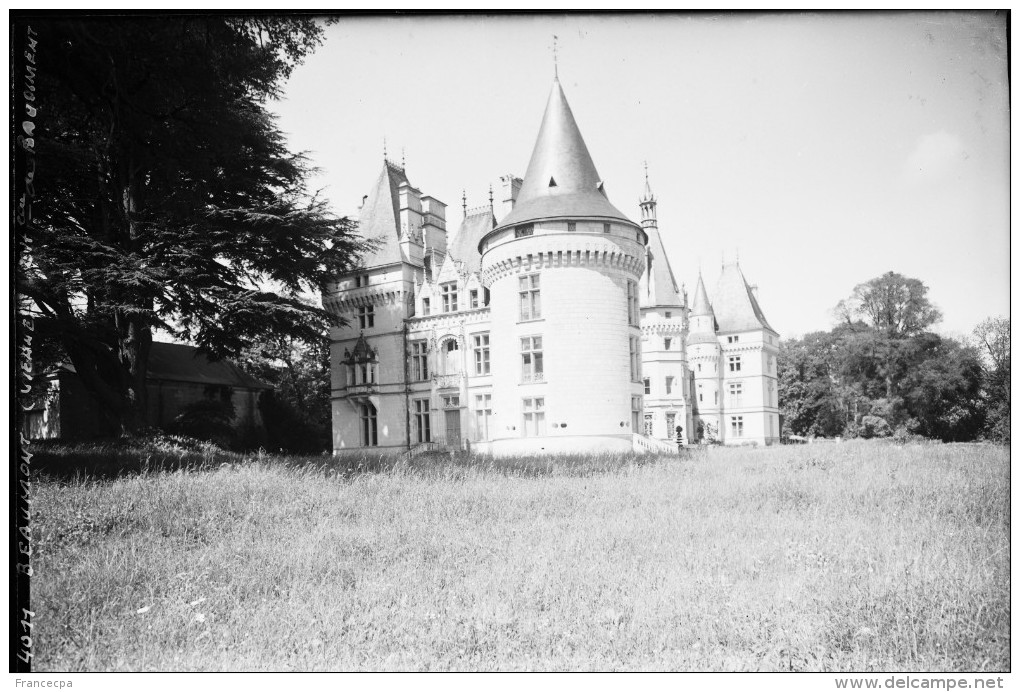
(521, 336), (544, 382)
(422, 297), (431, 316)
(519, 274), (541, 321)
(643, 413), (654, 437)
(470, 290), (479, 309)
(473, 333), (490, 375)
(443, 395), (460, 408)
(729, 356), (741, 372)
(630, 337), (641, 382)
(567, 221), (576, 232)
(483, 288), (490, 306)
(474, 394), (492, 441)
(359, 403), (378, 446)
(729, 382), (743, 406)
(698, 384), (703, 403)
(665, 376), (674, 395)
(443, 339), (460, 375)
(411, 341), (429, 381)
(643, 377), (651, 395)
(714, 390), (718, 405)
(727, 335), (740, 344)
(358, 305), (375, 329)
(768, 380), (776, 406)
(627, 280), (639, 326)
(631, 396), (641, 431)
(697, 363), (702, 373)
(603, 223), (611, 234)
(666, 413), (676, 440)
(515, 224), (534, 238)
(440, 282), (458, 313)
(357, 362), (377, 385)
(346, 364), (356, 386)
(355, 275), (369, 288)
(664, 337), (672, 351)
(413, 399), (431, 443)
(731, 416), (744, 438)
(522, 397), (546, 436)
(665, 311), (672, 319)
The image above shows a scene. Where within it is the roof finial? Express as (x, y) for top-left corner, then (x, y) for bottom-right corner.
(401, 147), (406, 169)
(552, 35), (559, 79)
(462, 189), (467, 216)
(488, 184), (494, 210)
(643, 160), (649, 183)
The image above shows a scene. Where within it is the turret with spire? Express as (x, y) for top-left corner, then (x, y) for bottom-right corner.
(639, 161), (657, 228)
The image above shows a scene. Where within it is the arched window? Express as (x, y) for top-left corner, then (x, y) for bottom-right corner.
(442, 338), (461, 375)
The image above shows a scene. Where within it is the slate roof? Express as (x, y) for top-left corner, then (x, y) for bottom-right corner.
(147, 342), (272, 389)
(447, 208), (494, 276)
(712, 262), (775, 333)
(686, 273), (720, 345)
(492, 78), (636, 233)
(641, 225), (684, 308)
(357, 161), (409, 268)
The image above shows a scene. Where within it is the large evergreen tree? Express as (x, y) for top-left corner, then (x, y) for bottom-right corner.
(17, 17), (364, 434)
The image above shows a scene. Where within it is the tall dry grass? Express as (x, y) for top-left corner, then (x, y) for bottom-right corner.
(29, 440), (1008, 671)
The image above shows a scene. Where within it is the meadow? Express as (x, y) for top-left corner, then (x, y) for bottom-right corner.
(28, 439), (1009, 671)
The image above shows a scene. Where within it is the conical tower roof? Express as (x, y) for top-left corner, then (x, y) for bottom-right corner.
(687, 273), (719, 345)
(690, 273), (714, 317)
(639, 174), (683, 308)
(494, 78), (636, 230)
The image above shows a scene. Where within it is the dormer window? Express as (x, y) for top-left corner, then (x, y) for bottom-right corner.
(441, 282), (458, 313)
(470, 289), (479, 309)
(515, 224), (534, 238)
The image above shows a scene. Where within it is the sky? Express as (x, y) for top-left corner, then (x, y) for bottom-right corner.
(268, 12), (1010, 340)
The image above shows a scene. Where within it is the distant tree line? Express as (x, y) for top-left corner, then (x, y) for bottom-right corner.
(779, 272), (1009, 443)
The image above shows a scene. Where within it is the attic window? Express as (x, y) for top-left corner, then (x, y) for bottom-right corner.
(603, 223), (611, 234)
(665, 311), (672, 319)
(515, 224), (534, 238)
(548, 177), (557, 187)
(567, 222), (576, 232)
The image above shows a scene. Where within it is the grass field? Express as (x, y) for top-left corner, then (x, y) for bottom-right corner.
(28, 439), (1009, 671)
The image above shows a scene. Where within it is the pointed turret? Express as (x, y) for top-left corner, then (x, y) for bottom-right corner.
(493, 78), (635, 230)
(638, 166), (683, 308)
(687, 273), (719, 344)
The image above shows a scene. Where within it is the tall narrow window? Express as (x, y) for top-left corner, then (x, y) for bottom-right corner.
(631, 396), (641, 431)
(358, 305), (375, 329)
(627, 280), (639, 326)
(519, 274), (541, 321)
(470, 290), (479, 309)
(474, 394), (493, 441)
(630, 337), (641, 382)
(359, 403), (378, 447)
(522, 397), (546, 436)
(443, 339), (460, 375)
(411, 341), (429, 381)
(666, 413), (676, 440)
(665, 376), (674, 395)
(643, 377), (651, 395)
(521, 336), (544, 382)
(643, 413), (654, 437)
(422, 298), (431, 316)
(731, 416), (744, 438)
(473, 333), (490, 375)
(413, 399), (431, 443)
(729, 356), (742, 372)
(664, 337), (672, 351)
(441, 282), (458, 312)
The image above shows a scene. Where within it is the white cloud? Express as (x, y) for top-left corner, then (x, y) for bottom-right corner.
(902, 131), (966, 182)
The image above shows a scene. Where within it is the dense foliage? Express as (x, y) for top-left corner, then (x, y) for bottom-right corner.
(779, 272), (1006, 443)
(17, 17), (363, 434)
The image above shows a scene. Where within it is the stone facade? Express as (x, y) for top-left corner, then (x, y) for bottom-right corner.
(324, 78), (779, 455)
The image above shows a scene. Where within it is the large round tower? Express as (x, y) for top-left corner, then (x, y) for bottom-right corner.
(478, 77), (647, 455)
